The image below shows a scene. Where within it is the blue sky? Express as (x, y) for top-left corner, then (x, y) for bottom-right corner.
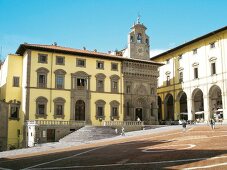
(0, 0), (226, 59)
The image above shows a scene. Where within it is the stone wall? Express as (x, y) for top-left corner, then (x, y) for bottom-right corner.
(0, 101), (8, 151)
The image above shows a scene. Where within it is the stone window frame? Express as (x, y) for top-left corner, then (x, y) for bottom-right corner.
(130, 35), (134, 42)
(76, 58), (86, 67)
(95, 73), (106, 92)
(192, 63), (199, 79)
(110, 75), (120, 93)
(72, 71), (90, 90)
(165, 71), (171, 86)
(38, 53), (48, 64)
(36, 97), (48, 119)
(95, 100), (106, 120)
(13, 76), (20, 87)
(209, 57), (217, 75)
(111, 62), (118, 71)
(110, 100), (120, 120)
(9, 100), (21, 121)
(193, 48), (198, 55)
(36, 67), (49, 88)
(137, 33), (142, 43)
(210, 42), (216, 49)
(56, 56), (65, 65)
(53, 97), (66, 118)
(96, 60), (104, 70)
(54, 69), (66, 89)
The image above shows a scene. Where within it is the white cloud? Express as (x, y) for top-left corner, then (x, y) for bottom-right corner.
(150, 49), (167, 58)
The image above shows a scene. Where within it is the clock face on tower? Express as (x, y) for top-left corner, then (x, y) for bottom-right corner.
(136, 47), (144, 56)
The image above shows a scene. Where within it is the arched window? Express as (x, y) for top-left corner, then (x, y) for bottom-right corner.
(146, 38), (149, 45)
(54, 69), (66, 89)
(95, 100), (106, 119)
(95, 73), (106, 92)
(53, 97), (66, 118)
(36, 97), (48, 118)
(36, 67), (49, 88)
(110, 75), (120, 93)
(110, 100), (120, 120)
(130, 36), (134, 42)
(137, 33), (142, 43)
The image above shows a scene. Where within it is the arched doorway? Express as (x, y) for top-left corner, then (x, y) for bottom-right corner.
(178, 92), (188, 120)
(157, 96), (162, 120)
(164, 94), (174, 120)
(75, 100), (85, 120)
(192, 89), (204, 121)
(209, 85), (223, 119)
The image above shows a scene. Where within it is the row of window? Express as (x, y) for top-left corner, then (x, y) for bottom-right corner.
(38, 53), (119, 71)
(166, 62), (217, 86)
(130, 33), (149, 45)
(165, 42), (216, 63)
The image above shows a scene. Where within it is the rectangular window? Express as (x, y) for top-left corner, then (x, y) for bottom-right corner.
(113, 81), (118, 89)
(127, 102), (130, 116)
(211, 63), (216, 75)
(111, 63), (118, 71)
(97, 80), (104, 88)
(38, 54), (48, 63)
(194, 67), (198, 79)
(56, 104), (63, 115)
(56, 75), (64, 89)
(166, 76), (170, 86)
(126, 85), (131, 94)
(56, 56), (65, 65)
(193, 48), (197, 55)
(76, 59), (86, 67)
(97, 107), (103, 117)
(210, 42), (215, 49)
(13, 76), (19, 87)
(38, 104), (45, 115)
(76, 78), (86, 89)
(179, 72), (183, 83)
(178, 55), (182, 60)
(38, 74), (46, 87)
(97, 61), (104, 69)
(10, 106), (19, 119)
(112, 107), (118, 117)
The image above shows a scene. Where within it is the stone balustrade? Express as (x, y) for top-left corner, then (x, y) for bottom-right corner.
(27, 120), (86, 126)
(103, 121), (144, 127)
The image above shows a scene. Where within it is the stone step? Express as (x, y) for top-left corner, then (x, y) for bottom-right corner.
(60, 126), (117, 143)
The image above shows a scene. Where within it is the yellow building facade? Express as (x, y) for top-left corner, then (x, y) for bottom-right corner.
(0, 21), (162, 150)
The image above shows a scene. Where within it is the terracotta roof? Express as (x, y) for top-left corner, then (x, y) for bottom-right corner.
(151, 25), (227, 59)
(16, 43), (163, 65)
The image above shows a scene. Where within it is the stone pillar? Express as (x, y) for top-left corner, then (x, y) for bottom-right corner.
(27, 121), (38, 147)
(222, 92), (227, 123)
(187, 98), (193, 121)
(174, 100), (180, 120)
(203, 96), (210, 121)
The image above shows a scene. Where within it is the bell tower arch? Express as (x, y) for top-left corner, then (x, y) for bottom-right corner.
(128, 16), (150, 60)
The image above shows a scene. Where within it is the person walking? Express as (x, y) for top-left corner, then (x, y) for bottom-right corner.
(121, 127), (125, 136)
(210, 118), (215, 130)
(182, 120), (187, 132)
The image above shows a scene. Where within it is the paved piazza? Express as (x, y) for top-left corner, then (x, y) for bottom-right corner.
(0, 125), (227, 170)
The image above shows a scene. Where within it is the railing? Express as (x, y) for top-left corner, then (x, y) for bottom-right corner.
(103, 121), (144, 127)
(27, 120), (86, 126)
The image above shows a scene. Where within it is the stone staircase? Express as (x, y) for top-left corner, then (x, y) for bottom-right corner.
(59, 125), (117, 143)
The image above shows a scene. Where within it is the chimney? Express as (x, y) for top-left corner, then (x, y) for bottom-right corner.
(83, 47), (86, 50)
(94, 49), (97, 52)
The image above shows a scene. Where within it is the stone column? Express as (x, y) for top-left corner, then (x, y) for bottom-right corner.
(203, 95), (210, 121)
(222, 92), (227, 123)
(187, 98), (193, 121)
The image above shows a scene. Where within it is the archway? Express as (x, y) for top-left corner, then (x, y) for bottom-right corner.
(157, 96), (162, 120)
(192, 89), (204, 121)
(178, 92), (188, 120)
(164, 94), (174, 120)
(75, 100), (85, 120)
(209, 85), (223, 119)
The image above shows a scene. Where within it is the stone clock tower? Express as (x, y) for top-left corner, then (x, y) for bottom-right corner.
(128, 17), (150, 60)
